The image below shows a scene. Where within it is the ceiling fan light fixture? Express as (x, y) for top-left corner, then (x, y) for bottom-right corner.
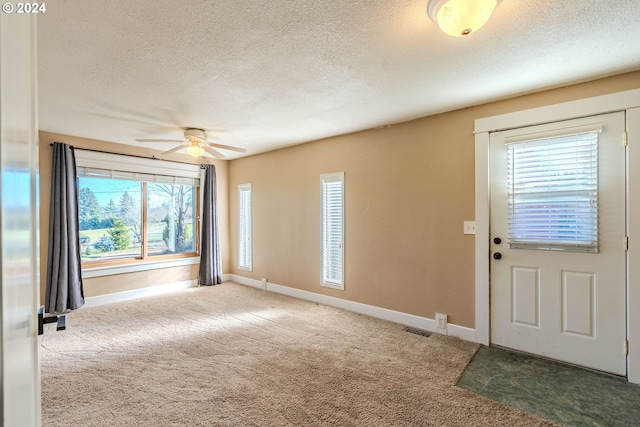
(137, 127), (245, 158)
(427, 0), (501, 37)
(186, 143), (204, 157)
(184, 128), (207, 143)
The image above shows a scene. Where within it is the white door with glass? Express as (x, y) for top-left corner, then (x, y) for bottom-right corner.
(490, 112), (627, 375)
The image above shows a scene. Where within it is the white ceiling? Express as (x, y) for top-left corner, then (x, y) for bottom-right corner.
(38, 0), (640, 160)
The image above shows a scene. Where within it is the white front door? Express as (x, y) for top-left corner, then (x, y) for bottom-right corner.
(490, 112), (627, 375)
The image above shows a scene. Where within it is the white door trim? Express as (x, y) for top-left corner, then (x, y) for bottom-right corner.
(474, 88), (640, 384)
(626, 106), (640, 383)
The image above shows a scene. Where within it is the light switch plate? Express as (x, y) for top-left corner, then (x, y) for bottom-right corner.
(464, 221), (476, 235)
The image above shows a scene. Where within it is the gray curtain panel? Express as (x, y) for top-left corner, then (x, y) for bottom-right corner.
(45, 142), (84, 314)
(198, 164), (222, 285)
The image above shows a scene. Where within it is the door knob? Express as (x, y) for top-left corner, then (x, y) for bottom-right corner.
(493, 252), (502, 260)
(493, 237), (502, 244)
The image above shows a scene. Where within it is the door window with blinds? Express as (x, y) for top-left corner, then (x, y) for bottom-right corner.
(506, 126), (600, 252)
(75, 150), (200, 264)
(321, 172), (344, 289)
(237, 183), (252, 271)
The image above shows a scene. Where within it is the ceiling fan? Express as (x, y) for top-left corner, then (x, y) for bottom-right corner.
(136, 128), (247, 159)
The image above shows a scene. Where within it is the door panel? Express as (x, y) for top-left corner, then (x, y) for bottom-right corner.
(512, 266), (539, 327)
(490, 112), (627, 375)
(0, 12), (41, 426)
(561, 271), (595, 337)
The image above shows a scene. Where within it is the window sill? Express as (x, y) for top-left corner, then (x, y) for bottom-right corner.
(82, 257), (200, 278)
(321, 280), (344, 291)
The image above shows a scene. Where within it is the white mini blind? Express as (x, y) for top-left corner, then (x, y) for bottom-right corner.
(77, 167), (199, 187)
(75, 149), (201, 186)
(321, 172), (344, 289)
(506, 129), (599, 252)
(238, 183), (252, 271)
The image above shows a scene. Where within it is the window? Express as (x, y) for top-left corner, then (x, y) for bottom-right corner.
(238, 183), (252, 271)
(321, 172), (344, 289)
(506, 127), (600, 252)
(78, 177), (143, 260)
(75, 151), (200, 265)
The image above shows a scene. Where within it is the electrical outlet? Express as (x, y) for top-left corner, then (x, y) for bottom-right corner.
(435, 313), (447, 329)
(261, 277), (267, 289)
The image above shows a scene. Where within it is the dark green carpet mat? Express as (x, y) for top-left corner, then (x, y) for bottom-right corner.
(457, 346), (640, 426)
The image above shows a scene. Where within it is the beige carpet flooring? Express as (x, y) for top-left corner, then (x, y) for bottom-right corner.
(41, 282), (557, 426)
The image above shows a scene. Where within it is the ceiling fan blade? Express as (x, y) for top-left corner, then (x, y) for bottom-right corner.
(91, 102), (170, 127)
(206, 142), (248, 153)
(136, 138), (185, 143)
(202, 146), (226, 159)
(160, 145), (187, 155)
(204, 128), (230, 134)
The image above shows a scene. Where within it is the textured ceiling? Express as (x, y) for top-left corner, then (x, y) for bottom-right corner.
(38, 0), (640, 159)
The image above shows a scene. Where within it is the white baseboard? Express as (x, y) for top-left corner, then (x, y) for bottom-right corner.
(227, 275), (477, 342)
(228, 274), (267, 290)
(83, 280), (198, 309)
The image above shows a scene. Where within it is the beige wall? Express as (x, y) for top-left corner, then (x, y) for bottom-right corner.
(38, 132), (230, 302)
(228, 70), (640, 329)
(82, 265), (199, 298)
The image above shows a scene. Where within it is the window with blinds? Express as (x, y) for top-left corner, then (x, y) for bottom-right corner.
(321, 172), (344, 289)
(506, 129), (600, 252)
(74, 151), (201, 264)
(238, 183), (252, 271)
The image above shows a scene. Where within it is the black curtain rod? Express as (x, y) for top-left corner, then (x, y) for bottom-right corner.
(49, 143), (206, 168)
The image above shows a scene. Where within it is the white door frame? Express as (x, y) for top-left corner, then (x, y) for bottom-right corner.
(474, 88), (640, 384)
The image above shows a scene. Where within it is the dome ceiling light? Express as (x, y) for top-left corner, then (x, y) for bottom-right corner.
(427, 0), (502, 37)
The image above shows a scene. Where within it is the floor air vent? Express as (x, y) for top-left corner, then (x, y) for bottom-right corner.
(404, 327), (432, 337)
